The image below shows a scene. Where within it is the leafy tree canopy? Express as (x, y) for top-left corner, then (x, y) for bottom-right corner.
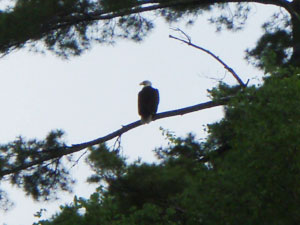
(0, 0), (299, 68)
(34, 68), (300, 224)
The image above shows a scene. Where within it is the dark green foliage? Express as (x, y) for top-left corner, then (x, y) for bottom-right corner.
(0, 0), (159, 57)
(245, 8), (299, 70)
(203, 72), (300, 224)
(246, 30), (293, 72)
(0, 0), (298, 63)
(107, 163), (188, 214)
(208, 3), (251, 32)
(34, 69), (300, 224)
(159, 0), (211, 23)
(0, 130), (74, 201)
(207, 82), (247, 101)
(34, 199), (85, 225)
(100, 0), (137, 11)
(155, 132), (207, 164)
(0, 0), (78, 52)
(86, 144), (126, 183)
(115, 15), (154, 42)
(0, 0), (96, 57)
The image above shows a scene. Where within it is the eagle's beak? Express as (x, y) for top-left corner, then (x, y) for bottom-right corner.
(139, 82), (144, 85)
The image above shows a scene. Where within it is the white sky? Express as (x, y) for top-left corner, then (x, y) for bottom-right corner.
(0, 3), (278, 225)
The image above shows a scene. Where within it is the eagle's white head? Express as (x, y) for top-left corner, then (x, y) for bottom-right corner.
(139, 80), (152, 87)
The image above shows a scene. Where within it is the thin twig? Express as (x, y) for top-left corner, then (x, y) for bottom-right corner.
(169, 28), (247, 87)
(112, 135), (122, 153)
(70, 149), (88, 169)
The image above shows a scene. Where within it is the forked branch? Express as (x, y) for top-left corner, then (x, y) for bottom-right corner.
(169, 28), (248, 87)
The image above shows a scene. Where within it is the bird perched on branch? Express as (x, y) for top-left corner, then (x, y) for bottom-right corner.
(138, 80), (159, 124)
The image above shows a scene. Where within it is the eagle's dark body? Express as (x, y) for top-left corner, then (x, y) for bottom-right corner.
(138, 85), (159, 123)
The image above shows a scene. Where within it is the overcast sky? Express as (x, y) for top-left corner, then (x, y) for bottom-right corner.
(0, 3), (277, 225)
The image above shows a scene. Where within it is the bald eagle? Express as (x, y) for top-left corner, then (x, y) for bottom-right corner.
(138, 80), (159, 124)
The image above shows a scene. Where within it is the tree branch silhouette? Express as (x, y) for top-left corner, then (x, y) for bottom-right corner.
(0, 0), (292, 56)
(169, 28), (248, 87)
(0, 98), (229, 178)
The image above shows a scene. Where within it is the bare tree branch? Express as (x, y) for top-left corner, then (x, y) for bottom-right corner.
(169, 29), (247, 87)
(0, 97), (229, 178)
